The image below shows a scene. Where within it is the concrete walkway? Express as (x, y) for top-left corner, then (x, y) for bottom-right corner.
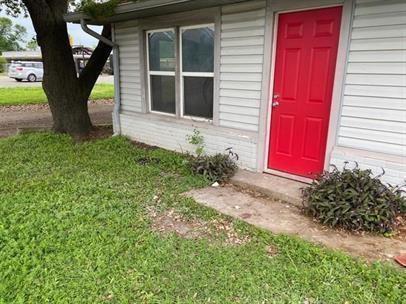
(0, 101), (113, 137)
(187, 185), (406, 263)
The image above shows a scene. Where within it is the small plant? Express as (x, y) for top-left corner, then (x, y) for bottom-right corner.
(190, 149), (239, 183)
(186, 128), (205, 157)
(303, 162), (406, 234)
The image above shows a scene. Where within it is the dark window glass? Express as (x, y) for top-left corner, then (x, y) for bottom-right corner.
(182, 27), (214, 72)
(151, 75), (176, 114)
(148, 31), (175, 71)
(184, 77), (213, 119)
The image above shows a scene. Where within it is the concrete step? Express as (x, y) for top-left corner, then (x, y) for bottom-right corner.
(230, 170), (307, 208)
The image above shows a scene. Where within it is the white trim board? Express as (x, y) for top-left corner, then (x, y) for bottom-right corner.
(258, 0), (353, 180)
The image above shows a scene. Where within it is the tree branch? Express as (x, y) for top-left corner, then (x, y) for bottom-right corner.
(79, 25), (113, 99)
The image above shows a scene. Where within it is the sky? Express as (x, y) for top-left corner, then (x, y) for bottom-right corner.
(1, 13), (102, 48)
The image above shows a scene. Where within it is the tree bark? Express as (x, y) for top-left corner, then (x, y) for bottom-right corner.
(22, 0), (113, 137)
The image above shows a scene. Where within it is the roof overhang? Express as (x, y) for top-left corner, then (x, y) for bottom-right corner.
(65, 0), (249, 24)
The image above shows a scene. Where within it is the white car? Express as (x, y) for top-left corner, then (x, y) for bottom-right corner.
(8, 61), (44, 82)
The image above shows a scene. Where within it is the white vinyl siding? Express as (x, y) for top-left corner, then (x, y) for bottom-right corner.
(331, 147), (406, 187)
(114, 21), (143, 113)
(219, 0), (266, 132)
(120, 113), (258, 170)
(337, 0), (406, 157)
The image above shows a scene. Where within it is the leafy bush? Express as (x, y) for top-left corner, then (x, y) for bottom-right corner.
(186, 129), (239, 183)
(189, 148), (239, 183)
(303, 163), (406, 234)
(80, 0), (120, 19)
(0, 56), (6, 73)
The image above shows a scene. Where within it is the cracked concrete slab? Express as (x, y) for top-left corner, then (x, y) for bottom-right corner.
(186, 186), (406, 263)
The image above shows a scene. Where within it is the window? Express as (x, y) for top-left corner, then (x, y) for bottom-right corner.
(147, 29), (176, 115)
(146, 24), (215, 120)
(180, 25), (215, 119)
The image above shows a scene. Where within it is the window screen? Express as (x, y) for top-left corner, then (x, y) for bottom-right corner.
(181, 25), (215, 119)
(147, 29), (176, 114)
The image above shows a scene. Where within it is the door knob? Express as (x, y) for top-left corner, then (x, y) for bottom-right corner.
(272, 101), (280, 107)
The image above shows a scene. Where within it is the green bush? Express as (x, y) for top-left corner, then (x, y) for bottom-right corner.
(189, 149), (238, 183)
(302, 163), (406, 234)
(0, 56), (6, 73)
(80, 0), (120, 19)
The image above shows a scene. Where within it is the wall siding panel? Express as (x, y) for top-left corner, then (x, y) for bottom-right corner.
(120, 113), (258, 170)
(337, 0), (406, 158)
(333, 0), (406, 186)
(219, 0), (266, 132)
(114, 21), (143, 113)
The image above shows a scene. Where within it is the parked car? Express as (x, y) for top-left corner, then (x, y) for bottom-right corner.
(8, 61), (44, 82)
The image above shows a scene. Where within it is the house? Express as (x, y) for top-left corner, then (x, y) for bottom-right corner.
(67, 0), (406, 185)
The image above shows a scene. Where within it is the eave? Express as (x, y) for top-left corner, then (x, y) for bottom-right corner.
(65, 0), (249, 24)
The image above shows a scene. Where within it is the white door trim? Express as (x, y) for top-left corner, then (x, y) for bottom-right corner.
(257, 0), (354, 181)
(324, 0), (355, 170)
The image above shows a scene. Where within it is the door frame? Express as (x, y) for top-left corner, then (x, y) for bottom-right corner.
(257, 0), (355, 181)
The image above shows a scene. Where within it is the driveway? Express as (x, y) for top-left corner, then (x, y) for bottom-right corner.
(0, 75), (114, 88)
(0, 100), (114, 137)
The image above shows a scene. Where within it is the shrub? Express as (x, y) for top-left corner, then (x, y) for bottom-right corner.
(189, 148), (239, 183)
(302, 163), (406, 234)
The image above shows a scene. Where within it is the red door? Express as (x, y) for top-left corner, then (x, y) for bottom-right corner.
(268, 7), (342, 178)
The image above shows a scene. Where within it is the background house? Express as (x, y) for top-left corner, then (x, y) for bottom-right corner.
(68, 0), (406, 186)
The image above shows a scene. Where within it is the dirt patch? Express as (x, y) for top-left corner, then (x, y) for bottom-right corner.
(266, 244), (279, 257)
(148, 208), (251, 246)
(136, 157), (161, 166)
(0, 102), (113, 138)
(0, 99), (113, 113)
(187, 186), (406, 264)
(73, 125), (113, 142)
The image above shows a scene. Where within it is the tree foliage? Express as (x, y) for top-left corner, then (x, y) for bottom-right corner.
(80, 0), (120, 19)
(0, 55), (6, 73)
(0, 17), (27, 51)
(26, 36), (38, 50)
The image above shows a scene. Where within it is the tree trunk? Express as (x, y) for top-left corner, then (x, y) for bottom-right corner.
(23, 0), (112, 137)
(41, 22), (93, 135)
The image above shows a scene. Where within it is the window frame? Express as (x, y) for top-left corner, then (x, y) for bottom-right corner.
(179, 23), (215, 121)
(146, 27), (177, 117)
(145, 23), (216, 122)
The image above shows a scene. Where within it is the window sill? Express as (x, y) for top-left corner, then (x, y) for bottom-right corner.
(147, 112), (213, 126)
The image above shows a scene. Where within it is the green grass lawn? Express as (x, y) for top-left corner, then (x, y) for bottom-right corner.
(0, 133), (404, 303)
(0, 84), (114, 106)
